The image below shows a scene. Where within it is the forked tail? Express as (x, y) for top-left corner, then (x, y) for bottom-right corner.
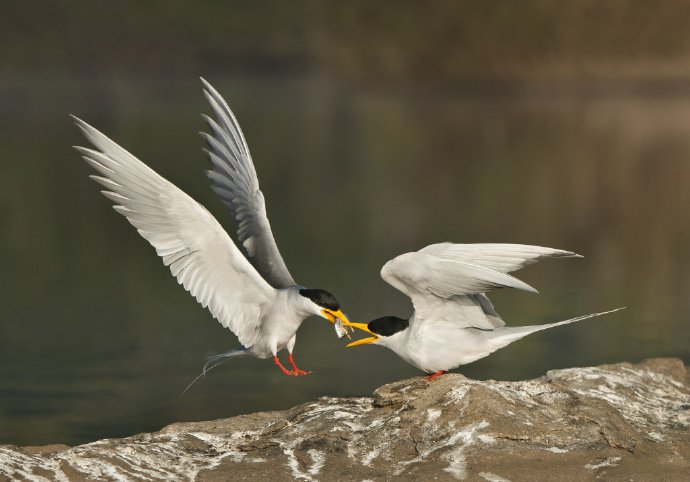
(180, 348), (248, 397)
(493, 307), (625, 346)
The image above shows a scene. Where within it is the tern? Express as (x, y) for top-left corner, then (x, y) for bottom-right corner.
(72, 79), (350, 377)
(346, 243), (622, 380)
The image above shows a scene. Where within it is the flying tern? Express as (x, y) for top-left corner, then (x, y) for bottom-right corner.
(346, 243), (622, 380)
(72, 79), (349, 377)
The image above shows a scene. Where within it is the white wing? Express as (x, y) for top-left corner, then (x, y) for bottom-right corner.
(73, 117), (276, 348)
(419, 243), (581, 275)
(200, 78), (296, 289)
(381, 243), (580, 329)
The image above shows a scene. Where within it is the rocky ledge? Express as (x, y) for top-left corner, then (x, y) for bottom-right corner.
(1, 358), (689, 481)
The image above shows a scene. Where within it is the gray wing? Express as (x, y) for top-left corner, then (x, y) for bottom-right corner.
(381, 243), (581, 329)
(199, 78), (296, 289)
(468, 294), (504, 328)
(73, 117), (276, 348)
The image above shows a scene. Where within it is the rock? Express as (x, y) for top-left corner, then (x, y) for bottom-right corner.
(1, 358), (689, 481)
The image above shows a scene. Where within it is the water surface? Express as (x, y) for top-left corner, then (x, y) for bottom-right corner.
(1, 76), (688, 445)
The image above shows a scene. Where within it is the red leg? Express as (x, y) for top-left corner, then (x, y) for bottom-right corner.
(273, 356), (297, 376)
(425, 370), (445, 381)
(288, 353), (311, 376)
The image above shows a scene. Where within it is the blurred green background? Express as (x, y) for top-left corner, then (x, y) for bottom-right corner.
(1, 1), (689, 446)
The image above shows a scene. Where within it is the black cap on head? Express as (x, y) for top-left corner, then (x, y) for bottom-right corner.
(299, 289), (340, 311)
(368, 316), (409, 337)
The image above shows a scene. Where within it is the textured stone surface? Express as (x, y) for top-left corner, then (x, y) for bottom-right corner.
(1, 358), (689, 481)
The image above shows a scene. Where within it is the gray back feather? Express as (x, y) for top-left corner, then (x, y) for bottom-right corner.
(200, 78), (296, 289)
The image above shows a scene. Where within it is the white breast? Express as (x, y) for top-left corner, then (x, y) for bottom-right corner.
(379, 321), (497, 373)
(248, 288), (311, 358)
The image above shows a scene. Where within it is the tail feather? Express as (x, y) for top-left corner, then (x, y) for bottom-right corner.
(493, 307), (625, 346)
(180, 347), (247, 397)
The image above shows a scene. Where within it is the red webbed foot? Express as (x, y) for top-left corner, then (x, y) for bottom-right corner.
(425, 370), (446, 381)
(288, 353), (312, 376)
(273, 355), (298, 376)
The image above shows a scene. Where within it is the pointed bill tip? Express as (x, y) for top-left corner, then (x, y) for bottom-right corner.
(345, 336), (378, 347)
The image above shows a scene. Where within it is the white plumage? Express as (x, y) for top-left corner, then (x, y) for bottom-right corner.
(348, 243), (623, 378)
(73, 79), (349, 378)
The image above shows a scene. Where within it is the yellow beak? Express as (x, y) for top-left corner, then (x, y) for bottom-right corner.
(321, 308), (351, 325)
(346, 322), (373, 333)
(346, 336), (379, 347)
(345, 322), (379, 347)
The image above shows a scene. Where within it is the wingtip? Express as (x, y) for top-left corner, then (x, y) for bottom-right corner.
(512, 277), (539, 294)
(199, 131), (213, 146)
(70, 114), (87, 128)
(200, 77), (215, 95)
(70, 116), (97, 137)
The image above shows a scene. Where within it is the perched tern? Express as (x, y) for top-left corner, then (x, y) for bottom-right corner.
(72, 79), (350, 377)
(346, 243), (622, 380)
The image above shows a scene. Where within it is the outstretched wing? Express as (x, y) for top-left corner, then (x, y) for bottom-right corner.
(381, 243), (580, 329)
(199, 78), (296, 289)
(419, 243), (581, 275)
(73, 117), (276, 348)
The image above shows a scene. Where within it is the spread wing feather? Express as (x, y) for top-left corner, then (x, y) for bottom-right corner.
(73, 117), (275, 348)
(381, 243), (581, 329)
(200, 78), (296, 289)
(419, 243), (581, 273)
